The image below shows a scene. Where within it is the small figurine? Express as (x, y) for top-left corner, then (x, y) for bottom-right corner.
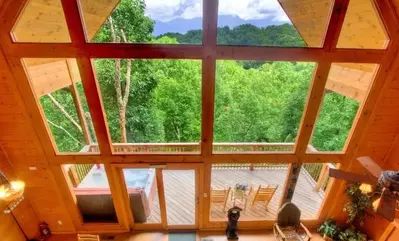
(39, 222), (51, 241)
(226, 206), (242, 240)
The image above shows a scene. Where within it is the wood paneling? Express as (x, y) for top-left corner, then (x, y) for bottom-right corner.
(25, 59), (80, 97)
(12, 0), (119, 43)
(387, 227), (399, 241)
(0, 143), (41, 239)
(0, 209), (25, 241)
(0, 46), (76, 233)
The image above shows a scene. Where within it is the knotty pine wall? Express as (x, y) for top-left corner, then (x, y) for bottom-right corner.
(0, 46), (76, 233)
(0, 142), (41, 239)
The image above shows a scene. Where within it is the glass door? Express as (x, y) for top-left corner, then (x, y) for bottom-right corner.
(120, 164), (201, 230)
(161, 167), (198, 229)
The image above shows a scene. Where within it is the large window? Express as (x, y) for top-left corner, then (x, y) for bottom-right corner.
(13, 0), (388, 157)
(80, 0), (203, 44)
(62, 164), (118, 223)
(216, 0), (333, 47)
(213, 61), (315, 153)
(93, 59), (201, 153)
(22, 58), (98, 154)
(309, 63), (379, 152)
(210, 163), (288, 221)
(5, 0), (394, 230)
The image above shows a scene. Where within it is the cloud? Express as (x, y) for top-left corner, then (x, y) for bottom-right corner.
(145, 0), (290, 22)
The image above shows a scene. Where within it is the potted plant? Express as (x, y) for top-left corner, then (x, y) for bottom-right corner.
(343, 183), (372, 224)
(338, 226), (367, 241)
(234, 183), (248, 199)
(318, 219), (339, 241)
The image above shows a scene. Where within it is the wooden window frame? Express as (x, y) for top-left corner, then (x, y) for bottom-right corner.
(0, 0), (399, 232)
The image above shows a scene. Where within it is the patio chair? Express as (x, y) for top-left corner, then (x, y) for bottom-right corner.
(77, 234), (100, 241)
(210, 187), (231, 211)
(251, 185), (278, 210)
(273, 202), (312, 241)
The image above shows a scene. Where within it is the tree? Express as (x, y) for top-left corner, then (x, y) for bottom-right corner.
(93, 0), (154, 143)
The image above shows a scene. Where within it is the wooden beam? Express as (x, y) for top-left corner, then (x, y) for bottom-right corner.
(2, 43), (386, 62)
(296, 0), (350, 154)
(103, 163), (130, 231)
(295, 63), (331, 154)
(61, 0), (112, 155)
(201, 0), (218, 156)
(323, 0), (350, 50)
(155, 168), (168, 229)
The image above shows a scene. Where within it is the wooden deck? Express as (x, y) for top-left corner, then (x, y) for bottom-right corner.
(76, 166), (324, 225)
(144, 167), (324, 224)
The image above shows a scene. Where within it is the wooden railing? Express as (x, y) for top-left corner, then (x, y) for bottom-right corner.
(64, 164), (95, 188)
(303, 163), (335, 192)
(212, 163), (289, 170)
(83, 142), (309, 153)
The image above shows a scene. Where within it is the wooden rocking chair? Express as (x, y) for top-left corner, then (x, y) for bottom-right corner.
(273, 202), (312, 241)
(251, 185), (278, 210)
(210, 187), (231, 211)
(77, 234), (100, 241)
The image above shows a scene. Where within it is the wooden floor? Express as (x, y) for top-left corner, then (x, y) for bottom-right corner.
(144, 167), (324, 225)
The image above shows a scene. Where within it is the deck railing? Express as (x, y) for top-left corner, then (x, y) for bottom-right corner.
(82, 142), (317, 153)
(77, 143), (330, 190)
(64, 164), (95, 188)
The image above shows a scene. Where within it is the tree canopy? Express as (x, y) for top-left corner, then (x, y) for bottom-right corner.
(40, 0), (360, 153)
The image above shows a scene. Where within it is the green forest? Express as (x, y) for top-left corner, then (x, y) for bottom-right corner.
(40, 0), (359, 153)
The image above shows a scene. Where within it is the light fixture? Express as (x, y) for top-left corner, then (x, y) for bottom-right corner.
(359, 183), (373, 194)
(0, 171), (25, 203)
(0, 171), (36, 241)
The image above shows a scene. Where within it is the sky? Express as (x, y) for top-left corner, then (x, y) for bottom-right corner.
(144, 0), (290, 22)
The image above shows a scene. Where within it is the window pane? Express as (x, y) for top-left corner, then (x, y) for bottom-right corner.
(217, 0), (333, 47)
(63, 164), (118, 223)
(122, 168), (161, 224)
(309, 63), (379, 152)
(80, 0), (203, 44)
(337, 0), (389, 49)
(213, 61), (315, 153)
(12, 0), (71, 43)
(23, 58), (98, 154)
(210, 163), (288, 222)
(93, 59), (201, 153)
(292, 163), (333, 219)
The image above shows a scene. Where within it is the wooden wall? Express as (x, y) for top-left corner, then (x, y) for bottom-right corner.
(387, 227), (399, 241)
(0, 147), (25, 241)
(0, 46), (76, 233)
(0, 208), (25, 241)
(0, 142), (41, 238)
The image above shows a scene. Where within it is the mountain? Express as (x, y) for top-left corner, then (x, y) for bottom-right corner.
(153, 15), (290, 36)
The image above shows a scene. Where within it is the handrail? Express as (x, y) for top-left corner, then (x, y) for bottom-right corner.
(82, 142), (309, 153)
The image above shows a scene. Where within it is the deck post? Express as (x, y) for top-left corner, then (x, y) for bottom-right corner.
(67, 59), (92, 145)
(314, 163), (329, 191)
(69, 165), (80, 188)
(280, 163), (302, 206)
